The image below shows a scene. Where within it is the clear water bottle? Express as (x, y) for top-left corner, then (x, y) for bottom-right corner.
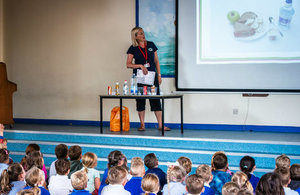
(278, 0), (295, 30)
(130, 74), (136, 95)
(123, 80), (129, 95)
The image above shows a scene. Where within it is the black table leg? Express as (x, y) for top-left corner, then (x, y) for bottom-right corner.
(162, 97), (165, 136)
(100, 97), (103, 134)
(180, 96), (183, 134)
(120, 98), (123, 132)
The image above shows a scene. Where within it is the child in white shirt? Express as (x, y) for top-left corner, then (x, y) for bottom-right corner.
(48, 158), (73, 195)
(101, 166), (130, 195)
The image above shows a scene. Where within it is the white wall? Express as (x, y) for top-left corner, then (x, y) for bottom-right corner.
(3, 0), (300, 127)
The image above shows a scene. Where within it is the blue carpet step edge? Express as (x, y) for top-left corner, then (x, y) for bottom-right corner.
(8, 140), (300, 171)
(10, 152), (273, 178)
(4, 130), (300, 155)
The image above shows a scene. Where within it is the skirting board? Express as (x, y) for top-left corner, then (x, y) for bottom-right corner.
(13, 118), (300, 133)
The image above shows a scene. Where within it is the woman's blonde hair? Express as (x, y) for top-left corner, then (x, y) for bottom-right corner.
(82, 152), (97, 173)
(142, 173), (160, 195)
(232, 172), (253, 192)
(25, 167), (44, 194)
(131, 27), (143, 47)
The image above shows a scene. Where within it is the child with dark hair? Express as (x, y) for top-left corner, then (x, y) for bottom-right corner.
(48, 158), (73, 195)
(256, 172), (284, 195)
(25, 151), (44, 171)
(20, 144), (48, 180)
(49, 144), (68, 178)
(68, 145), (83, 178)
(289, 163), (300, 193)
(0, 148), (9, 175)
(0, 163), (26, 195)
(209, 151), (231, 195)
(144, 153), (167, 195)
(185, 174), (204, 195)
(274, 167), (298, 195)
(99, 150), (128, 194)
(239, 156), (259, 192)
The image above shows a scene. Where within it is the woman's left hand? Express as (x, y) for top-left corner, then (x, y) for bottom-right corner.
(158, 75), (162, 85)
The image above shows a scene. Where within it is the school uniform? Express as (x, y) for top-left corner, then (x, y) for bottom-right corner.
(24, 186), (50, 195)
(8, 180), (26, 195)
(69, 189), (92, 195)
(48, 174), (73, 195)
(201, 183), (214, 195)
(101, 184), (130, 195)
(124, 176), (144, 195)
(162, 182), (187, 195)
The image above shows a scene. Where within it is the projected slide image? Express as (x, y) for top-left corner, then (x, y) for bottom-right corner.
(197, 0), (300, 63)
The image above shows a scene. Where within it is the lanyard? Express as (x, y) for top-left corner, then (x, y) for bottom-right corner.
(138, 45), (148, 62)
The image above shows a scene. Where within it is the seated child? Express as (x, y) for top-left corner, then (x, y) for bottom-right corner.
(274, 167), (298, 195)
(232, 172), (253, 192)
(101, 166), (130, 195)
(237, 189), (253, 195)
(68, 145), (83, 178)
(124, 157), (145, 195)
(69, 170), (92, 195)
(24, 167), (50, 195)
(141, 173), (160, 195)
(209, 152), (232, 195)
(99, 150), (127, 193)
(288, 163), (300, 193)
(162, 165), (187, 195)
(177, 156), (192, 175)
(144, 153), (167, 195)
(20, 143), (48, 180)
(0, 148), (10, 175)
(48, 158), (73, 195)
(0, 124), (7, 149)
(196, 164), (214, 195)
(185, 174), (204, 195)
(49, 143), (68, 178)
(239, 156), (259, 192)
(0, 162), (26, 195)
(256, 172), (284, 195)
(17, 189), (40, 195)
(276, 154), (291, 169)
(222, 182), (240, 195)
(81, 152), (100, 194)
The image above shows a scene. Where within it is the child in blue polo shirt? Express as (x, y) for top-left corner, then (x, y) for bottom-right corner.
(69, 171), (91, 195)
(125, 157), (145, 195)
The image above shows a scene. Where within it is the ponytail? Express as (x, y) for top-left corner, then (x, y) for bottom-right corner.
(240, 156), (255, 180)
(32, 185), (41, 195)
(0, 170), (12, 194)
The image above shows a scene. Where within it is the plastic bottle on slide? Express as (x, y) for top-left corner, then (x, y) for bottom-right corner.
(278, 0), (295, 30)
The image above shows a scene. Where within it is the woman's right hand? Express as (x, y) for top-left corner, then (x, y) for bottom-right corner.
(140, 65), (148, 75)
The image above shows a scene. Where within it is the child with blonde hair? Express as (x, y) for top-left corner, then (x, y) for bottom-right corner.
(276, 154), (291, 169)
(237, 189), (253, 195)
(101, 166), (130, 195)
(142, 173), (160, 195)
(0, 163), (26, 195)
(232, 172), (253, 192)
(81, 152), (100, 195)
(162, 165), (187, 195)
(185, 174), (204, 195)
(222, 182), (240, 195)
(125, 157), (145, 195)
(196, 164), (214, 195)
(23, 167), (50, 195)
(17, 189), (39, 195)
(69, 170), (91, 195)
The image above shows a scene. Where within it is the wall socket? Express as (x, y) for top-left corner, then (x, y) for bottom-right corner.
(233, 108), (239, 115)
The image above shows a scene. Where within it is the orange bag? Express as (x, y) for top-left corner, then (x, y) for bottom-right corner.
(110, 106), (130, 131)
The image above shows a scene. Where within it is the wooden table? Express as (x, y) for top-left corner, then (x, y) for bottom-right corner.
(99, 94), (183, 136)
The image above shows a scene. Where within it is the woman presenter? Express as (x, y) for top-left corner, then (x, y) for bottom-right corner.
(126, 27), (170, 131)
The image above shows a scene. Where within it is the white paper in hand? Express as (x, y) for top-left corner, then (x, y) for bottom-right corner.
(136, 69), (155, 86)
